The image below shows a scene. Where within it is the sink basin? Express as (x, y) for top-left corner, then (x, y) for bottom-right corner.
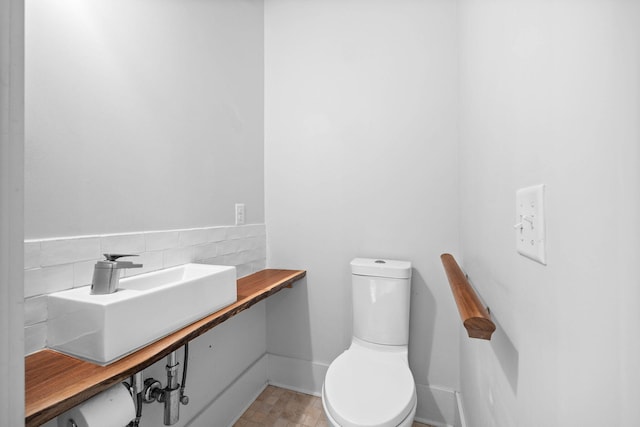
(47, 263), (237, 365)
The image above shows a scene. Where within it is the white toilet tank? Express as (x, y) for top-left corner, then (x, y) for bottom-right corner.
(351, 258), (412, 346)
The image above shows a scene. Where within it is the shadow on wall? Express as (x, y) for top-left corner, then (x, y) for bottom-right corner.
(490, 313), (519, 394)
(408, 269), (442, 413)
(409, 269), (436, 376)
(410, 268), (452, 423)
(267, 276), (313, 361)
(408, 268), (436, 373)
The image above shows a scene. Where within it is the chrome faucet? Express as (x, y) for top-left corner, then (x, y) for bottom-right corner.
(90, 254), (143, 295)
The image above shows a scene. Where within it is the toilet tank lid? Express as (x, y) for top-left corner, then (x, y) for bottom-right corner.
(351, 258), (412, 279)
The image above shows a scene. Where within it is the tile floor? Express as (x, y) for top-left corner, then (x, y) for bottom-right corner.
(234, 385), (434, 427)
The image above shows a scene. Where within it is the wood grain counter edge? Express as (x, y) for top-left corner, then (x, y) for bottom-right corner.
(440, 253), (495, 340)
(25, 268), (306, 427)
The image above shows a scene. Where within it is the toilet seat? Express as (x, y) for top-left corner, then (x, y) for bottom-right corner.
(322, 341), (416, 427)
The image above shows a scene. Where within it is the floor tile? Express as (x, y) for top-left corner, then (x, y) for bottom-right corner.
(234, 385), (434, 427)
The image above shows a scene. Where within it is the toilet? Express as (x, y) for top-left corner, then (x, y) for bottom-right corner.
(322, 258), (416, 427)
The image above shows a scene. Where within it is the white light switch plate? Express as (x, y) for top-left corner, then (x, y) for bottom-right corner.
(515, 184), (546, 265)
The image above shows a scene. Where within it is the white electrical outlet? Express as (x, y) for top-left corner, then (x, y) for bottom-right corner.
(515, 184), (546, 265)
(235, 203), (245, 226)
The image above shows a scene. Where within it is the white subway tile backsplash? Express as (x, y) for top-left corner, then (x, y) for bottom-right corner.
(46, 264), (74, 294)
(198, 256), (226, 266)
(238, 236), (259, 251)
(252, 259), (267, 272)
(163, 247), (193, 268)
(207, 227), (227, 242)
(241, 250), (256, 265)
(123, 251), (163, 277)
(101, 233), (146, 254)
(244, 224), (266, 237)
(145, 231), (180, 251)
(224, 251), (253, 266)
(179, 229), (209, 247)
(219, 239), (241, 256)
(76, 238), (102, 261)
(24, 295), (47, 326)
(23, 224), (266, 354)
(253, 236), (265, 249)
(73, 260), (96, 287)
(25, 323), (47, 355)
(24, 241), (41, 269)
(236, 238), (251, 252)
(225, 226), (245, 240)
(193, 243), (219, 261)
(252, 245), (267, 261)
(250, 248), (264, 262)
(235, 264), (253, 279)
(25, 264), (75, 298)
(222, 253), (238, 266)
(24, 269), (46, 298)
(40, 237), (101, 267)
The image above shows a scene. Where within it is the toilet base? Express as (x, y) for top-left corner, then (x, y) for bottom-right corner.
(321, 384), (417, 427)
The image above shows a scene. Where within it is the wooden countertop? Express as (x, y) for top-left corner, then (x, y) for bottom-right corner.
(25, 268), (306, 427)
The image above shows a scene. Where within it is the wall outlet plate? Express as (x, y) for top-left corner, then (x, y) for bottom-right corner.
(235, 203), (245, 226)
(515, 184), (546, 265)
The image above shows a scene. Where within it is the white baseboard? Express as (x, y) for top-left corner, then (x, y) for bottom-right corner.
(415, 383), (458, 427)
(266, 353), (461, 427)
(266, 353), (328, 396)
(455, 391), (467, 427)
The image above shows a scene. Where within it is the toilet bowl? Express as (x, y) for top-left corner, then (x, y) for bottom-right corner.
(322, 258), (415, 427)
(322, 338), (416, 427)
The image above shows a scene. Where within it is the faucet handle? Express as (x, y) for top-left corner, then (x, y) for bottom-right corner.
(104, 253), (139, 262)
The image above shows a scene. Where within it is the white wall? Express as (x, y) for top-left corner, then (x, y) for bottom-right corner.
(264, 1), (460, 424)
(0, 0), (24, 425)
(25, 0), (264, 239)
(458, 0), (640, 426)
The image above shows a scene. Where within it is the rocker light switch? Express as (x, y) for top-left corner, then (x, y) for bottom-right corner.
(515, 184), (546, 265)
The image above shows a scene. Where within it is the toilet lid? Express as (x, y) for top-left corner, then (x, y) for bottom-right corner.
(323, 347), (416, 427)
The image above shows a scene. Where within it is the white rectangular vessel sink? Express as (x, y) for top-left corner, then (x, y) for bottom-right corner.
(48, 263), (237, 365)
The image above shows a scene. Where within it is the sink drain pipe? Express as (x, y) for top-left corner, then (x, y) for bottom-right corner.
(139, 343), (190, 425)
